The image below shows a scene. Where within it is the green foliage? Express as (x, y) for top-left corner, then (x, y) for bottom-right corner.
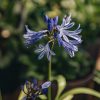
(55, 75), (66, 100)
(94, 70), (100, 84)
(56, 76), (100, 100)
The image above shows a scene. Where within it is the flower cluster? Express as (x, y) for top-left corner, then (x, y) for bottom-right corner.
(21, 79), (51, 100)
(23, 14), (82, 60)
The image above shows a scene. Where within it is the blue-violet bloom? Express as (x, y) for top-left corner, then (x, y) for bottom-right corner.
(23, 14), (82, 60)
(21, 79), (51, 100)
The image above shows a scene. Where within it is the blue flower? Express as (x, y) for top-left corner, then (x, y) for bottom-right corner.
(35, 43), (55, 61)
(56, 14), (82, 57)
(23, 25), (48, 47)
(45, 15), (58, 31)
(21, 79), (51, 100)
(23, 14), (82, 60)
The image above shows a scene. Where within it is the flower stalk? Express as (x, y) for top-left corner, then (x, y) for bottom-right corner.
(48, 57), (52, 100)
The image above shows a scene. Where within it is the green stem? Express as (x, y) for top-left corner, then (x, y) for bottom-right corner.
(48, 58), (52, 81)
(59, 87), (100, 100)
(48, 57), (52, 100)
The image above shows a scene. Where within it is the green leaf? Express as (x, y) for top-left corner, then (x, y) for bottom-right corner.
(55, 75), (67, 100)
(62, 95), (74, 100)
(59, 87), (100, 100)
(94, 76), (100, 84)
(38, 95), (47, 100)
(94, 70), (100, 84)
(18, 85), (27, 100)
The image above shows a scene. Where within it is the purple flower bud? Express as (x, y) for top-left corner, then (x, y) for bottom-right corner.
(41, 81), (51, 89)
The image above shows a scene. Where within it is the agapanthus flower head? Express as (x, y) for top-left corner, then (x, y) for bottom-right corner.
(21, 79), (51, 100)
(23, 14), (82, 60)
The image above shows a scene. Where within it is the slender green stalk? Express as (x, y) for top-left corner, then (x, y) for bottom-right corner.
(48, 57), (52, 100)
(48, 58), (52, 81)
(48, 41), (54, 100)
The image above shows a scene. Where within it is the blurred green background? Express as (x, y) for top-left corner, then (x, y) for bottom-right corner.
(0, 0), (100, 94)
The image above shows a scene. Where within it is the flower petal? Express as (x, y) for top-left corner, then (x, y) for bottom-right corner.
(64, 22), (75, 29)
(53, 16), (58, 25)
(42, 88), (48, 94)
(25, 25), (37, 34)
(38, 51), (45, 60)
(50, 50), (56, 56)
(63, 35), (69, 42)
(44, 15), (49, 23)
(34, 48), (44, 53)
(41, 81), (51, 89)
(57, 34), (63, 46)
